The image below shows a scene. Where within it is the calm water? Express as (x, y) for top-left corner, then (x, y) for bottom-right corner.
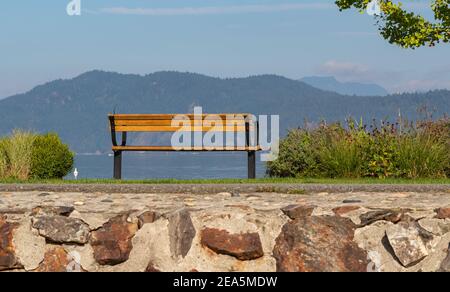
(67, 153), (267, 180)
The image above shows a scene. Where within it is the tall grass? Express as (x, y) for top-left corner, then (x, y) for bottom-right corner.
(0, 130), (36, 180)
(319, 137), (367, 178)
(0, 138), (8, 178)
(394, 119), (450, 178)
(268, 117), (450, 179)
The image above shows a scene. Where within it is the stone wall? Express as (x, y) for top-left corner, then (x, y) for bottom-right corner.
(1, 190), (450, 272)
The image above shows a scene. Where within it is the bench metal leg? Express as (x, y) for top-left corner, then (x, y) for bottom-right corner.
(248, 151), (256, 179)
(114, 151), (122, 180)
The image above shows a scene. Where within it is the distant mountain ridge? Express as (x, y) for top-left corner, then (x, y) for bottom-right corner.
(301, 76), (389, 96)
(0, 70), (448, 153)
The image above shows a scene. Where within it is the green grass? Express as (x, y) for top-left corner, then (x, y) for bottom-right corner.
(0, 177), (449, 185)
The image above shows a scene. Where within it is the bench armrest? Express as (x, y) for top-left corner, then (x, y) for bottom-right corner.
(109, 115), (127, 147)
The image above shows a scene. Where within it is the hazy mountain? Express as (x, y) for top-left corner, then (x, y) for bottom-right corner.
(301, 76), (389, 96)
(0, 70), (448, 153)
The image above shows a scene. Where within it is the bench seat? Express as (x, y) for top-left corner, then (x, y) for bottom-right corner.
(112, 146), (262, 152)
(109, 113), (261, 179)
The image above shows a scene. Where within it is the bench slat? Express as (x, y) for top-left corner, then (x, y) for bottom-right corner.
(110, 114), (252, 120)
(113, 120), (247, 126)
(112, 146), (262, 151)
(114, 125), (252, 132)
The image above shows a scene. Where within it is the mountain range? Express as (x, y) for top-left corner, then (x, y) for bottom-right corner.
(0, 70), (448, 153)
(300, 76), (389, 96)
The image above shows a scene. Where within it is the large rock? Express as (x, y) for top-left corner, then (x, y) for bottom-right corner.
(385, 220), (431, 267)
(354, 222), (405, 272)
(34, 247), (84, 272)
(273, 215), (368, 272)
(13, 217), (46, 271)
(90, 214), (139, 265)
(0, 217), (22, 271)
(281, 205), (316, 220)
(32, 216), (90, 244)
(200, 228), (264, 261)
(166, 209), (196, 258)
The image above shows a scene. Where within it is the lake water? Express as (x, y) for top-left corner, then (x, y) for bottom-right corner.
(67, 153), (267, 180)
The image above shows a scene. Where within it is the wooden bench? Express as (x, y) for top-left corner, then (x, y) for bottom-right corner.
(108, 114), (261, 179)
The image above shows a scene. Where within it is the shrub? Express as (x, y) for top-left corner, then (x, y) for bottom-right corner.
(267, 129), (320, 177)
(267, 117), (450, 179)
(30, 133), (74, 179)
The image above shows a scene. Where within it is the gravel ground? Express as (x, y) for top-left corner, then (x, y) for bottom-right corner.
(0, 183), (448, 194)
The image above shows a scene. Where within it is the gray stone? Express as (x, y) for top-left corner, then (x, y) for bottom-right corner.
(166, 209), (196, 259)
(418, 218), (450, 236)
(12, 218), (46, 271)
(32, 215), (90, 244)
(359, 209), (406, 226)
(385, 220), (430, 267)
(31, 205), (74, 217)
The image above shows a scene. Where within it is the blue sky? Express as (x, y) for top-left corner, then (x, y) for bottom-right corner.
(1, 0), (449, 98)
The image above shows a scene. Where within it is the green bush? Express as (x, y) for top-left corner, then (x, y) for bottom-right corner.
(30, 133), (74, 179)
(266, 129), (320, 177)
(0, 131), (74, 180)
(267, 118), (450, 179)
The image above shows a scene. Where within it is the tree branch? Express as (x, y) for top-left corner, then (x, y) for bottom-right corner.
(335, 0), (450, 48)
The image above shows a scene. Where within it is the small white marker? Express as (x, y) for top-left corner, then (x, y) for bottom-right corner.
(73, 168), (79, 180)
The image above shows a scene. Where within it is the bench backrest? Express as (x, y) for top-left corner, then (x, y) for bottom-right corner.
(109, 114), (255, 133)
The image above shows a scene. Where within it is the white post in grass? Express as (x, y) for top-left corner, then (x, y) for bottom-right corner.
(73, 168), (79, 180)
